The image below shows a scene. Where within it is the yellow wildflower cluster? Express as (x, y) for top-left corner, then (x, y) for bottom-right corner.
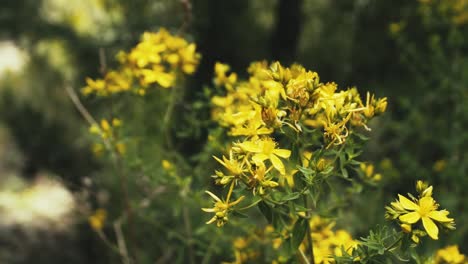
(419, 0), (468, 25)
(386, 181), (455, 242)
(88, 208), (107, 231)
(82, 28), (200, 96)
(434, 245), (466, 264)
(222, 236), (260, 264)
(302, 216), (358, 264)
(89, 118), (126, 155)
(204, 61), (386, 227)
(360, 162), (382, 182)
(211, 61), (386, 147)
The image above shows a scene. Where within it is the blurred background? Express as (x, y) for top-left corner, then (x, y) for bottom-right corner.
(0, 0), (467, 263)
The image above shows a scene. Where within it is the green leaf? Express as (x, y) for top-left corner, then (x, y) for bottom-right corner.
(290, 218), (308, 250)
(280, 192), (301, 202)
(231, 211), (248, 218)
(258, 201), (272, 223)
(341, 167), (349, 178)
(353, 132), (369, 141)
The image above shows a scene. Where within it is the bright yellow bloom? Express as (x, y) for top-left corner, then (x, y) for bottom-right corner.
(396, 195), (454, 240)
(435, 245), (466, 264)
(83, 28), (200, 96)
(88, 209), (107, 231)
(236, 137), (291, 175)
(214, 62), (237, 89)
(213, 151), (246, 176)
(162, 159), (173, 171)
(300, 216), (358, 264)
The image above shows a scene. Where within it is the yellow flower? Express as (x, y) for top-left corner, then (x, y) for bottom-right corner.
(88, 209), (107, 231)
(100, 119), (110, 132)
(139, 66), (175, 88)
(112, 118), (122, 127)
(202, 182), (245, 227)
(433, 159), (447, 172)
(435, 245), (466, 264)
(229, 109), (273, 136)
(397, 195), (454, 239)
(162, 159), (173, 170)
(214, 62), (237, 89)
(213, 152), (246, 176)
(115, 142), (126, 155)
(236, 137), (291, 175)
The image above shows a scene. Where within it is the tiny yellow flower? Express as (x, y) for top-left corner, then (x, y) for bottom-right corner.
(89, 209), (107, 231)
(112, 118), (122, 127)
(162, 159), (173, 171)
(202, 190), (245, 227)
(100, 119), (110, 132)
(115, 142), (126, 155)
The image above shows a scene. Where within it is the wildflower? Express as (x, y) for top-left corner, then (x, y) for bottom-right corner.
(433, 159), (447, 172)
(435, 245), (466, 264)
(115, 142), (126, 155)
(229, 109), (273, 136)
(213, 151), (246, 177)
(236, 137), (291, 175)
(82, 28), (200, 96)
(360, 163), (382, 182)
(214, 62), (237, 89)
(89, 208), (107, 231)
(386, 182), (455, 240)
(249, 161), (278, 195)
(162, 159), (173, 171)
(202, 182), (245, 227)
(303, 216), (358, 264)
(92, 143), (104, 156)
(397, 195), (453, 239)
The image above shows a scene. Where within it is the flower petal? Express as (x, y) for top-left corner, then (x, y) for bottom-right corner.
(273, 149), (291, 158)
(237, 141), (262, 153)
(422, 216), (439, 240)
(252, 153), (269, 164)
(428, 210), (453, 223)
(206, 216), (217, 225)
(399, 212), (421, 224)
(213, 155), (226, 167)
(419, 196), (436, 210)
(205, 191), (221, 202)
(398, 194), (419, 210)
(270, 154), (286, 175)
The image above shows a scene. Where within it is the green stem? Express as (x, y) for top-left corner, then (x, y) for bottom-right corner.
(303, 196), (315, 264)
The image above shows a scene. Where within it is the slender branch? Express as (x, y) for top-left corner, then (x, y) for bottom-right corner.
(201, 235), (218, 264)
(96, 229), (122, 256)
(303, 196), (315, 264)
(162, 83), (180, 150)
(114, 220), (131, 264)
(99, 47), (107, 75)
(183, 206), (196, 264)
(298, 248), (311, 264)
(177, 0), (192, 34)
(65, 85), (137, 262)
(65, 85), (99, 129)
(384, 234), (404, 252)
